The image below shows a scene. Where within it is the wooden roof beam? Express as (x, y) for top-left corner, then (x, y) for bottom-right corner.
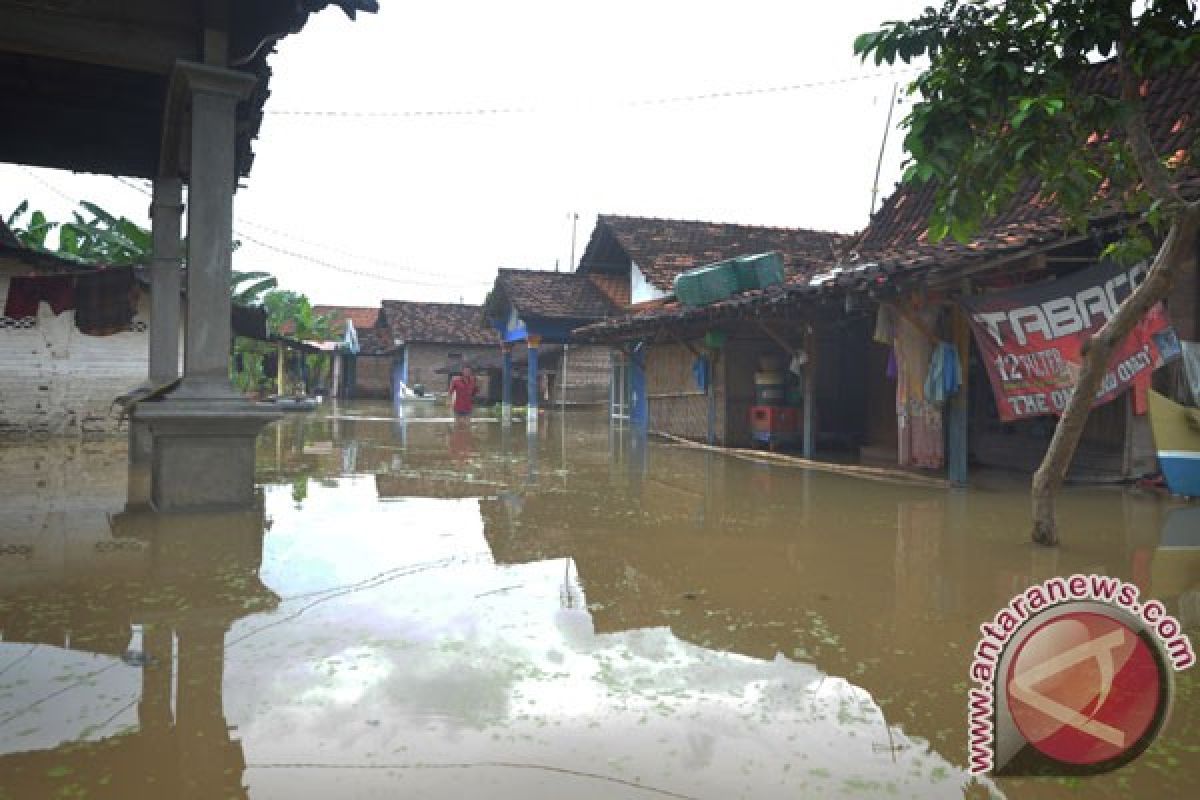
(0, 7), (198, 75)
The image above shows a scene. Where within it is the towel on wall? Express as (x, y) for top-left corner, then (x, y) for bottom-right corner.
(3, 274), (76, 318)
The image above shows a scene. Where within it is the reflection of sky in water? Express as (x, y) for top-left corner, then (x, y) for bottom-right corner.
(9, 414), (1198, 797)
(222, 480), (981, 799)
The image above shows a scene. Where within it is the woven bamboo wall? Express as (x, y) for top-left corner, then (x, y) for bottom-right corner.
(645, 340), (712, 442)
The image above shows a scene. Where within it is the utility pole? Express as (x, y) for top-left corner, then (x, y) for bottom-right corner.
(568, 212), (579, 272)
(869, 83), (899, 219)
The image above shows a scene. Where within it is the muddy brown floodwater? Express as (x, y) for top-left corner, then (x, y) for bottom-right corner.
(0, 402), (1197, 799)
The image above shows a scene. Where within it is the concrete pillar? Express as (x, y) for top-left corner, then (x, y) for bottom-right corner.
(501, 343), (513, 425)
(130, 177), (185, 468)
(526, 335), (540, 433)
(149, 177), (184, 384)
(172, 63), (257, 401)
(136, 62), (279, 512)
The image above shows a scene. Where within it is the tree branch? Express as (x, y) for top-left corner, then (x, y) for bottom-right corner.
(1118, 24), (1183, 205)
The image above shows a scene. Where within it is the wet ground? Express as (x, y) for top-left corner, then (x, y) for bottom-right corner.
(1, 401), (1197, 799)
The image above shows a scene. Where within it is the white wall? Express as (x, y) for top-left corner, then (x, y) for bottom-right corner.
(0, 269), (149, 436)
(631, 261), (669, 305)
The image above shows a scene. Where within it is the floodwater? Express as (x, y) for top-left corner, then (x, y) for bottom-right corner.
(0, 402), (1197, 799)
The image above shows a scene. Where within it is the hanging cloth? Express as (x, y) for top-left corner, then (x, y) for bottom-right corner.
(75, 267), (135, 335)
(3, 274), (76, 318)
(924, 342), (962, 407)
(692, 355), (710, 392)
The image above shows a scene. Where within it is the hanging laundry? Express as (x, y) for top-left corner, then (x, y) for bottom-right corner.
(3, 274), (75, 318)
(75, 267), (135, 335)
(924, 342), (963, 407)
(692, 355), (710, 392)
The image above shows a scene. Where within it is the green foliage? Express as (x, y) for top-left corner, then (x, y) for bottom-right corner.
(854, 0), (1200, 244)
(8, 200), (155, 265)
(262, 289), (335, 341)
(232, 270), (278, 305)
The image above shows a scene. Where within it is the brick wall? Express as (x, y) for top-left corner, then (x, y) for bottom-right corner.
(352, 353), (394, 397)
(406, 343), (496, 396)
(1, 271), (149, 437)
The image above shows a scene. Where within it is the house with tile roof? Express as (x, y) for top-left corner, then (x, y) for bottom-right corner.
(578, 215), (849, 306)
(572, 215), (852, 444)
(374, 300), (500, 400)
(483, 268), (624, 412)
(577, 59), (1200, 484)
(782, 58), (1200, 483)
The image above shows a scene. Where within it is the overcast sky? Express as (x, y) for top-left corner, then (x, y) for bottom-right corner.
(1, 0), (928, 308)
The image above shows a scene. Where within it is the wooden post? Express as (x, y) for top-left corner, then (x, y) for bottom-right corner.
(560, 343), (569, 412)
(276, 341), (285, 397)
(706, 349), (717, 446)
(501, 343), (513, 425)
(803, 327), (817, 459)
(526, 334), (541, 434)
(948, 285), (971, 486)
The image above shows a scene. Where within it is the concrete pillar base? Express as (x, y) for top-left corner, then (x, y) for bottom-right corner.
(134, 400), (280, 512)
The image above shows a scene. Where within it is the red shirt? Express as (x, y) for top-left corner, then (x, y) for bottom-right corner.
(450, 375), (476, 414)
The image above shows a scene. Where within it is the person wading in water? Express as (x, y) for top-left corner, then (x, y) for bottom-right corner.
(449, 365), (477, 419)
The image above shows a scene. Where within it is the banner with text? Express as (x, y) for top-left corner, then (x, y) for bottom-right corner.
(960, 261), (1180, 422)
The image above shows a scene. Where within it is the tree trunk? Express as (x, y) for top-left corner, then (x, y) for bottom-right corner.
(1031, 203), (1200, 545)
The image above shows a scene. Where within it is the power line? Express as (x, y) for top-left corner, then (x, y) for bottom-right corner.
(265, 68), (919, 118)
(235, 232), (491, 288)
(111, 176), (491, 288)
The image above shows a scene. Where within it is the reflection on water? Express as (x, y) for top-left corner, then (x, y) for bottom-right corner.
(1, 403), (1197, 799)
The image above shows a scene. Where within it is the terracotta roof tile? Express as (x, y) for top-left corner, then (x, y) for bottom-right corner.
(587, 272), (631, 307)
(380, 300), (499, 346)
(313, 305), (382, 334)
(847, 59), (1200, 280)
(493, 269), (621, 321)
(579, 215), (851, 291)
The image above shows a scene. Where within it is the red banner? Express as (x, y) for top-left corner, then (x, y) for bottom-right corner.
(960, 262), (1180, 422)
